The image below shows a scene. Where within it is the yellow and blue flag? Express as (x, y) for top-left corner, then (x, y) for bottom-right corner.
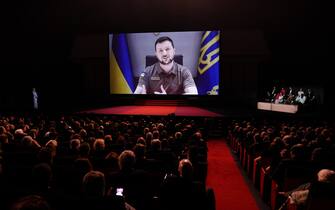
(196, 31), (220, 95)
(109, 34), (135, 94)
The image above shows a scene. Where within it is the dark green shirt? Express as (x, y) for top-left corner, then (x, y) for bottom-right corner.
(137, 62), (196, 94)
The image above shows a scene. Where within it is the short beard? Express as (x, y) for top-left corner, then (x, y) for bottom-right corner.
(159, 58), (173, 65)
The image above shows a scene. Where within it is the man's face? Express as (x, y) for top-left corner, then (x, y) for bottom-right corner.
(155, 40), (175, 65)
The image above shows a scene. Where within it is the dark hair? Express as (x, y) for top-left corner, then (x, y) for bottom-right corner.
(155, 36), (174, 51)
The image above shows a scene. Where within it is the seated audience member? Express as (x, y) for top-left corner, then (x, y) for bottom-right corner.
(103, 151), (119, 175)
(147, 139), (162, 157)
(91, 138), (107, 171)
(70, 158), (93, 194)
(160, 159), (206, 210)
(82, 170), (106, 198)
(279, 169), (335, 210)
(82, 170), (135, 210)
(133, 143), (147, 170)
(69, 138), (81, 158)
(30, 163), (53, 196)
(44, 140), (58, 163)
(104, 135), (113, 151)
(22, 135), (41, 150)
(78, 142), (91, 158)
(106, 150), (152, 210)
(270, 144), (310, 186)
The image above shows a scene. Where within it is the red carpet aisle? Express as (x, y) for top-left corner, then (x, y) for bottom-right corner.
(206, 139), (260, 210)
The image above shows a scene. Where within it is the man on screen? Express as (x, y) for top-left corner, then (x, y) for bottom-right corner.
(134, 36), (198, 95)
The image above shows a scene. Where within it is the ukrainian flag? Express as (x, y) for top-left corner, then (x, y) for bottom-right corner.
(109, 34), (135, 94)
(196, 31), (220, 95)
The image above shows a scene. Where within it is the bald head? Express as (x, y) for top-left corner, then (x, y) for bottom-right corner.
(178, 159), (193, 179)
(317, 169), (335, 183)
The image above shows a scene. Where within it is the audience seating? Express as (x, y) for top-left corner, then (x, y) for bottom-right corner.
(227, 117), (335, 210)
(0, 113), (216, 210)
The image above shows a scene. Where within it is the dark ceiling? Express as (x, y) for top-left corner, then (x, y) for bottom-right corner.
(4, 0), (330, 30)
(4, 0), (331, 57)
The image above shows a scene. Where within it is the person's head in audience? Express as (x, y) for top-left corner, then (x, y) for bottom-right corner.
(93, 138), (105, 152)
(145, 132), (153, 145)
(0, 133), (9, 145)
(69, 138), (81, 153)
(22, 135), (41, 149)
(167, 136), (175, 145)
(160, 129), (168, 140)
(151, 124), (157, 132)
(174, 131), (182, 141)
(31, 163), (53, 193)
(96, 129), (105, 139)
(311, 147), (327, 163)
(79, 128), (87, 140)
(116, 135), (125, 145)
(161, 138), (169, 150)
(71, 133), (82, 141)
(271, 136), (283, 146)
(282, 135), (293, 147)
(290, 144), (306, 160)
(105, 151), (119, 171)
(317, 169), (335, 184)
(73, 158), (93, 181)
(133, 143), (146, 160)
(45, 140), (57, 158)
(7, 123), (15, 133)
(14, 129), (27, 140)
(0, 126), (7, 135)
(37, 148), (53, 165)
(44, 127), (57, 141)
(151, 139), (161, 152)
(136, 136), (146, 145)
(104, 134), (113, 149)
(143, 127), (150, 136)
(118, 150), (136, 171)
(192, 131), (202, 141)
(11, 195), (50, 210)
(152, 130), (160, 139)
(79, 142), (91, 158)
(157, 123), (164, 131)
(28, 129), (38, 140)
(280, 148), (290, 159)
(178, 159), (193, 181)
(82, 170), (106, 198)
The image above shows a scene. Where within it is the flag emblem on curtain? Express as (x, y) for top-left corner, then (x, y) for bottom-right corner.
(196, 31), (220, 95)
(109, 34), (135, 94)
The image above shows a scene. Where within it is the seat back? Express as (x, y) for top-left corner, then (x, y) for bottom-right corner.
(306, 182), (335, 210)
(206, 187), (216, 210)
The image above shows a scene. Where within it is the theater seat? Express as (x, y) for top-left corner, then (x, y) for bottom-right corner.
(206, 187), (216, 210)
(306, 182), (335, 210)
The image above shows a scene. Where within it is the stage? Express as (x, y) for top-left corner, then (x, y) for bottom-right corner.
(79, 105), (223, 117)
